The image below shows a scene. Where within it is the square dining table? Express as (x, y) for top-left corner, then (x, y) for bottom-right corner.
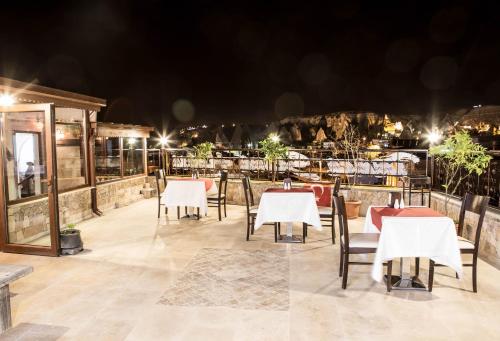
(364, 206), (463, 290)
(254, 188), (322, 243)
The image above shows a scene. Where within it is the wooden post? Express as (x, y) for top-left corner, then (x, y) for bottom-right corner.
(0, 285), (12, 332)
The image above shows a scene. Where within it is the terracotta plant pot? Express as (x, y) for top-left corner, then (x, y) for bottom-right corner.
(345, 200), (362, 219)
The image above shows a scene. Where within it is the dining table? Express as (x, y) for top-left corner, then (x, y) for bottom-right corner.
(160, 178), (217, 218)
(254, 187), (322, 243)
(364, 206), (463, 290)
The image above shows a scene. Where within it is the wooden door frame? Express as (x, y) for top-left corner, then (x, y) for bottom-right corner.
(0, 103), (60, 256)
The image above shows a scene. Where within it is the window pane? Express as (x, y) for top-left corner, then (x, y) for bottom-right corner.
(55, 108), (86, 191)
(4, 111), (48, 201)
(123, 138), (144, 176)
(96, 137), (121, 182)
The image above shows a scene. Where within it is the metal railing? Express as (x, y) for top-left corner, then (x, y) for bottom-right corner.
(148, 147), (430, 186)
(432, 151), (500, 208)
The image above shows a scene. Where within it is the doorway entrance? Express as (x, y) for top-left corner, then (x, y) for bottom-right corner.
(0, 103), (60, 256)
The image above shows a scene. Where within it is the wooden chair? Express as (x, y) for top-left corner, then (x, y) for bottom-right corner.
(155, 169), (167, 218)
(334, 195), (381, 289)
(242, 176), (277, 241)
(428, 193), (489, 292)
(207, 171), (228, 221)
(318, 177), (341, 244)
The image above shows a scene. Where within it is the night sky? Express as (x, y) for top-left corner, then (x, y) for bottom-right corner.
(1, 1), (500, 130)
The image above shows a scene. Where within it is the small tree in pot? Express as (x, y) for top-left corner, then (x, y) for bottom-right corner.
(259, 134), (288, 183)
(60, 223), (83, 255)
(193, 142), (214, 176)
(430, 131), (491, 216)
(334, 125), (362, 219)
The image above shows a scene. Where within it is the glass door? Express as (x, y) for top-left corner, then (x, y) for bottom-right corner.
(0, 103), (60, 256)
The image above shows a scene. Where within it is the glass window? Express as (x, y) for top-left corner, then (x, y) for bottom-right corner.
(123, 137), (145, 176)
(55, 108), (86, 191)
(4, 111), (48, 201)
(95, 137), (121, 182)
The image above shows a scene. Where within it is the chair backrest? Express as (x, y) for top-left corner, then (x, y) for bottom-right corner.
(155, 169), (166, 196)
(218, 171), (229, 198)
(333, 177), (341, 196)
(458, 193), (489, 249)
(388, 191), (402, 208)
(242, 176), (254, 212)
(333, 195), (349, 248)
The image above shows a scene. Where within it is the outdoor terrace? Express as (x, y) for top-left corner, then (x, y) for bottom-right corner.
(1, 198), (499, 340)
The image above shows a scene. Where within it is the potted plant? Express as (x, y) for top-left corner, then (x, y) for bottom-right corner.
(60, 223), (83, 255)
(429, 131), (491, 216)
(334, 125), (362, 219)
(193, 142), (214, 176)
(259, 134), (288, 183)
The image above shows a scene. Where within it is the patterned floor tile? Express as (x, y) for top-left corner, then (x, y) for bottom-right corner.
(158, 248), (289, 311)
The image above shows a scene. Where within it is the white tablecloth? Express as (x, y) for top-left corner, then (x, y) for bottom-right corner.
(365, 206), (463, 282)
(161, 180), (209, 215)
(254, 192), (322, 230)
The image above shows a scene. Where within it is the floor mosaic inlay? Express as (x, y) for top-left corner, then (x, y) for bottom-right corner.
(158, 248), (290, 311)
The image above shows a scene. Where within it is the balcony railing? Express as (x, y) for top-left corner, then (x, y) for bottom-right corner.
(148, 148), (430, 186)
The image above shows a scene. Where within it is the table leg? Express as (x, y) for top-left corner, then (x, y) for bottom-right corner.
(385, 257), (426, 290)
(0, 285), (12, 333)
(277, 222), (303, 243)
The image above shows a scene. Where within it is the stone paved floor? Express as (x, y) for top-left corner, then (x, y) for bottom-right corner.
(1, 198), (500, 340)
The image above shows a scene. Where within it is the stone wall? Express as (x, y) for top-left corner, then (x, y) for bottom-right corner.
(7, 198), (50, 244)
(7, 187), (93, 244)
(58, 187), (93, 227)
(97, 176), (148, 211)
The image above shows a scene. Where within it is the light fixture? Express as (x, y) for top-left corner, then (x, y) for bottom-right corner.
(159, 136), (168, 146)
(426, 129), (442, 145)
(128, 137), (137, 145)
(0, 94), (15, 106)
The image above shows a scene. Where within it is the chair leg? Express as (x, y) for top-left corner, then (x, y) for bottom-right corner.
(472, 255), (478, 293)
(274, 223), (278, 243)
(331, 215), (335, 244)
(342, 253), (349, 289)
(415, 257), (420, 277)
(218, 201), (222, 221)
(302, 223), (306, 243)
(177, 206), (180, 219)
(428, 259), (435, 292)
(251, 216), (255, 234)
(197, 207), (200, 220)
(277, 223), (281, 236)
(157, 201), (160, 218)
(165, 207), (168, 214)
(246, 216), (251, 241)
(339, 246), (344, 277)
(387, 260), (392, 292)
(185, 206), (188, 215)
(223, 198), (227, 217)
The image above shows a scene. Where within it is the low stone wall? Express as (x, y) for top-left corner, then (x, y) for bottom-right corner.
(7, 198), (50, 244)
(97, 176), (148, 211)
(59, 187), (93, 227)
(7, 187), (93, 243)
